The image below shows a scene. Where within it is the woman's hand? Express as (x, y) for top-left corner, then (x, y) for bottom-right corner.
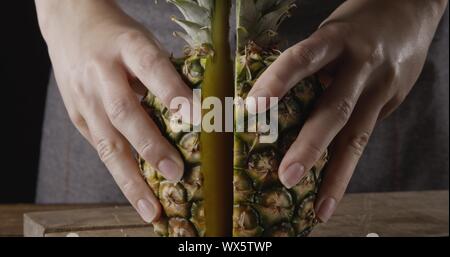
(246, 0), (448, 222)
(35, 0), (194, 223)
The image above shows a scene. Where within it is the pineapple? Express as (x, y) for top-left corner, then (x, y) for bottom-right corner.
(140, 0), (233, 237)
(138, 0), (328, 237)
(232, 0), (328, 237)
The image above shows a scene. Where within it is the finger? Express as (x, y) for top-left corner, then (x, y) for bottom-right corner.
(55, 80), (94, 145)
(96, 64), (184, 182)
(83, 106), (161, 223)
(246, 26), (344, 113)
(314, 94), (382, 223)
(378, 93), (406, 121)
(68, 111), (94, 146)
(278, 64), (368, 189)
(61, 94), (94, 145)
(119, 32), (195, 123)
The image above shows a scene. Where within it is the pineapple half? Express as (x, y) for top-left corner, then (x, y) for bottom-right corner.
(138, 0), (328, 237)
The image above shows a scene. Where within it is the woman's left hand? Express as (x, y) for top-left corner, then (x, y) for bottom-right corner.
(246, 0), (448, 222)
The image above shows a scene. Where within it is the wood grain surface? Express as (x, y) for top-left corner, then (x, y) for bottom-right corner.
(0, 204), (112, 237)
(310, 190), (449, 237)
(1, 190), (447, 237)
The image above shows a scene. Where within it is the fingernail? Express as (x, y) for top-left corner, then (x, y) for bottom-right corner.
(158, 158), (183, 182)
(137, 199), (156, 223)
(316, 197), (336, 223)
(280, 163), (305, 189)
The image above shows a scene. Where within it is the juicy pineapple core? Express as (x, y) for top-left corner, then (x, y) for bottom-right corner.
(139, 0), (328, 237)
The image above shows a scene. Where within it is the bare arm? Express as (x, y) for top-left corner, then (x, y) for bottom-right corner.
(35, 0), (194, 223)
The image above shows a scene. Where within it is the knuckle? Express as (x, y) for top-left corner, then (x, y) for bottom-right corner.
(328, 177), (348, 199)
(158, 88), (176, 106)
(117, 30), (147, 47)
(68, 112), (86, 129)
(263, 72), (286, 94)
(71, 57), (105, 98)
(302, 141), (324, 162)
(325, 22), (349, 38)
(367, 47), (384, 66)
(71, 81), (90, 101)
(140, 141), (157, 161)
(289, 44), (316, 67)
(152, 83), (179, 107)
(346, 36), (383, 67)
(137, 49), (165, 72)
(117, 30), (165, 72)
(83, 55), (107, 78)
(86, 55), (105, 68)
(122, 179), (141, 198)
(106, 96), (135, 122)
(96, 138), (123, 163)
(392, 93), (406, 106)
(355, 42), (384, 67)
(348, 131), (371, 157)
(333, 98), (354, 125)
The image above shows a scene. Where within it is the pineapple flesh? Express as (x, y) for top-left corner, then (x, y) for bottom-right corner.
(138, 0), (328, 237)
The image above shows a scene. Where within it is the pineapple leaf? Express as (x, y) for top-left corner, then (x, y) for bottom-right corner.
(255, 0), (296, 46)
(168, 0), (212, 27)
(255, 0), (280, 14)
(168, 0), (214, 47)
(238, 0), (296, 48)
(257, 0), (296, 35)
(196, 0), (213, 10)
(171, 17), (212, 46)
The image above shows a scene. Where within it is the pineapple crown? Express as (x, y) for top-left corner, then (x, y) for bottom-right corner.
(167, 0), (215, 48)
(238, 0), (296, 49)
(167, 0), (296, 50)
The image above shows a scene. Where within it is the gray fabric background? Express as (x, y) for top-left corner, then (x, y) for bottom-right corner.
(36, 0), (449, 203)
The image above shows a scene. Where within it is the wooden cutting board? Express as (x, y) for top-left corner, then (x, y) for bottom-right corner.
(23, 190), (449, 237)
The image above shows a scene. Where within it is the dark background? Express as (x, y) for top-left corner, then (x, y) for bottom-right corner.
(0, 1), (50, 203)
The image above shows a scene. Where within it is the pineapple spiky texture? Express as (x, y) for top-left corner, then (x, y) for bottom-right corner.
(138, 0), (328, 237)
(233, 0), (328, 237)
(139, 0), (216, 237)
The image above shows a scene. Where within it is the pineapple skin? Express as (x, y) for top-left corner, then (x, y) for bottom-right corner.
(137, 0), (329, 237)
(139, 50), (209, 237)
(139, 45), (328, 237)
(233, 43), (328, 237)
(233, 0), (329, 237)
(139, 0), (216, 237)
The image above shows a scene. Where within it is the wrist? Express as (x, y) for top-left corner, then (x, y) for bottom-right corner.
(35, 0), (119, 43)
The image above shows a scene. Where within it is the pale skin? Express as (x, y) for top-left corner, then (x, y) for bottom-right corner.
(247, 0), (448, 222)
(36, 0), (448, 224)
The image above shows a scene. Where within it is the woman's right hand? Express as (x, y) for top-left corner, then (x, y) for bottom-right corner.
(35, 0), (193, 223)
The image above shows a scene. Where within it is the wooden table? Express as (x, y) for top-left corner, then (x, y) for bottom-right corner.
(0, 191), (448, 237)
